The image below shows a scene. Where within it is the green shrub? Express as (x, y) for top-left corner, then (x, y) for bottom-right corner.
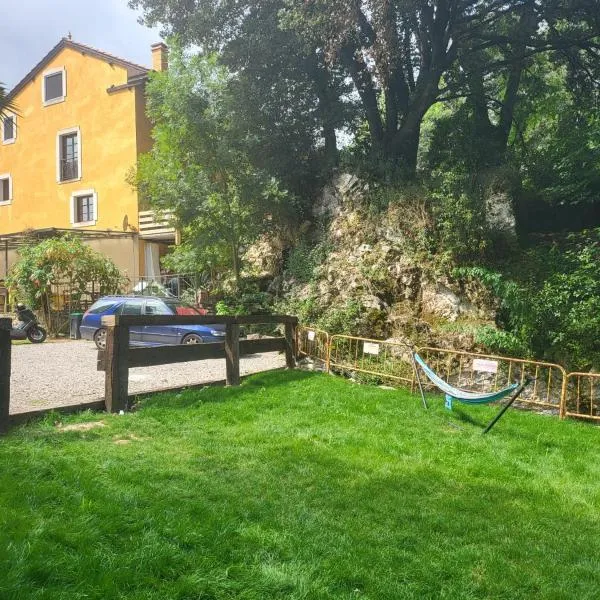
(215, 290), (274, 316)
(459, 232), (600, 369)
(284, 240), (332, 284)
(429, 170), (488, 264)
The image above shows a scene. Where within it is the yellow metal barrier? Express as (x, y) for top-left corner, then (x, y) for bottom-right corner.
(328, 334), (416, 387)
(563, 373), (600, 421)
(417, 347), (567, 415)
(295, 325), (595, 421)
(297, 326), (330, 366)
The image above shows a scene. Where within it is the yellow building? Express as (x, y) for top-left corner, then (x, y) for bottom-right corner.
(0, 37), (174, 280)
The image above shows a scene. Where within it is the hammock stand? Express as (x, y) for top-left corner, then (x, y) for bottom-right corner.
(412, 352), (530, 434)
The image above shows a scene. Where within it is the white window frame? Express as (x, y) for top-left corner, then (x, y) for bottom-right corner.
(0, 173), (13, 205)
(42, 67), (67, 106)
(70, 189), (97, 227)
(2, 112), (16, 145)
(56, 126), (82, 183)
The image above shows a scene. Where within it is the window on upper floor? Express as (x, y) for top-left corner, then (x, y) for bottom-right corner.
(57, 127), (81, 182)
(0, 174), (12, 204)
(43, 68), (66, 106)
(2, 113), (16, 144)
(70, 189), (97, 227)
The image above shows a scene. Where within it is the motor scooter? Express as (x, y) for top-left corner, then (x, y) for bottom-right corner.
(11, 303), (47, 344)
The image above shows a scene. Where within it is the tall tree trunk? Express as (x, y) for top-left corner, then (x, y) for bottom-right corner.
(311, 59), (339, 168)
(231, 241), (240, 291)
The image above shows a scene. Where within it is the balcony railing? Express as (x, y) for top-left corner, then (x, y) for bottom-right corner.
(60, 159), (79, 182)
(138, 210), (177, 240)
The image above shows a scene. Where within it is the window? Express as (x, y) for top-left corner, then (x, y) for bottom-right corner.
(43, 68), (66, 105)
(119, 300), (144, 316)
(144, 299), (173, 316)
(0, 174), (12, 204)
(87, 299), (119, 315)
(70, 189), (97, 226)
(2, 113), (16, 144)
(57, 127), (81, 182)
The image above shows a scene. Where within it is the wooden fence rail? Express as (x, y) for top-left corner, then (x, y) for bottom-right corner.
(0, 314), (297, 433)
(97, 314), (298, 413)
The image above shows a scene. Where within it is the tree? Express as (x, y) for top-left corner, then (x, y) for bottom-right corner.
(0, 82), (16, 117)
(131, 1), (352, 196)
(131, 0), (600, 177)
(132, 48), (288, 289)
(8, 236), (124, 333)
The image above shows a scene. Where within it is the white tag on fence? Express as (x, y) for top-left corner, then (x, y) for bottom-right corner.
(307, 330), (316, 341)
(473, 358), (498, 373)
(363, 342), (380, 356)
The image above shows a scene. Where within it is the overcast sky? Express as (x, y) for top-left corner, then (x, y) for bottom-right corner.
(1, 0), (163, 90)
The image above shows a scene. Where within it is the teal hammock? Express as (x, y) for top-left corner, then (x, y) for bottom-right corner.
(413, 353), (519, 410)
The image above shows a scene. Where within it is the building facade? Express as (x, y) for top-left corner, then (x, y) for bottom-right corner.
(0, 38), (175, 280)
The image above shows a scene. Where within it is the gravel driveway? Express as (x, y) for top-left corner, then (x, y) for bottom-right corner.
(9, 339), (286, 414)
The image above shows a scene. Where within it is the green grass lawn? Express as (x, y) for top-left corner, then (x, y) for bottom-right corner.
(1, 370), (600, 599)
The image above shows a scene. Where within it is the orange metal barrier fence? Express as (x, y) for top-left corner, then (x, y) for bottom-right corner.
(296, 326), (600, 422)
(328, 334), (416, 388)
(417, 347), (567, 416)
(297, 327), (330, 366)
(563, 373), (600, 422)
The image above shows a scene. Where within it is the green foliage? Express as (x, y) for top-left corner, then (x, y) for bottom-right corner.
(8, 236), (124, 314)
(276, 294), (379, 337)
(215, 290), (273, 316)
(0, 82), (17, 116)
(315, 300), (363, 335)
(275, 291), (321, 327)
(132, 45), (288, 289)
(284, 239), (331, 284)
(474, 326), (529, 358)
(459, 233), (600, 369)
(429, 171), (488, 264)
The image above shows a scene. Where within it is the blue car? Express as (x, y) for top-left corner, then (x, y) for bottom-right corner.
(81, 296), (227, 349)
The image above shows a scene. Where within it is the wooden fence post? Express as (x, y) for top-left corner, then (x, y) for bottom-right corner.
(103, 315), (129, 413)
(225, 322), (240, 386)
(0, 318), (12, 433)
(284, 321), (297, 369)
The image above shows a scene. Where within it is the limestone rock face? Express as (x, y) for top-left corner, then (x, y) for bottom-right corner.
(421, 282), (470, 321)
(485, 191), (516, 237)
(243, 235), (285, 279)
(280, 173), (503, 350)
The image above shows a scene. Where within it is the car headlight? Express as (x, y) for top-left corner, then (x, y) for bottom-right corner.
(210, 329), (226, 336)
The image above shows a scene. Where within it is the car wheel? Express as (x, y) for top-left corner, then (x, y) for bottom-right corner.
(94, 328), (107, 350)
(182, 333), (203, 345)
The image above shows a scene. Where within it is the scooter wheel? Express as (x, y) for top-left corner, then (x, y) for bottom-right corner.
(27, 326), (47, 344)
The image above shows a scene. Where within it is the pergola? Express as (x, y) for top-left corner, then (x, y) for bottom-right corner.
(0, 228), (135, 272)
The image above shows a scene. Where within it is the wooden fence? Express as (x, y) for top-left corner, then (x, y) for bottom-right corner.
(96, 314), (297, 413)
(0, 314), (297, 433)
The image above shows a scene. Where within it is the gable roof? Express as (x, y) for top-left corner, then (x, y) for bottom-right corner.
(7, 38), (150, 102)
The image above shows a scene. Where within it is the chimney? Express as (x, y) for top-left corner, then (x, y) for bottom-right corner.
(151, 42), (168, 72)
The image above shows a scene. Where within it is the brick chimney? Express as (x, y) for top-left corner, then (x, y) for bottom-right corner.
(151, 42), (168, 72)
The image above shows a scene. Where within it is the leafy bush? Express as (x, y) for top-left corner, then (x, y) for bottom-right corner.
(215, 290), (274, 316)
(459, 232), (600, 369)
(429, 170), (488, 264)
(8, 236), (124, 332)
(474, 326), (529, 358)
(284, 240), (332, 284)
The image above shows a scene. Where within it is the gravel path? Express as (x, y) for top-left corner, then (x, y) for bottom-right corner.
(9, 339), (286, 414)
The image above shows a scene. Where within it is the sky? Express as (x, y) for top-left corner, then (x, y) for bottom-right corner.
(1, 0), (163, 90)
